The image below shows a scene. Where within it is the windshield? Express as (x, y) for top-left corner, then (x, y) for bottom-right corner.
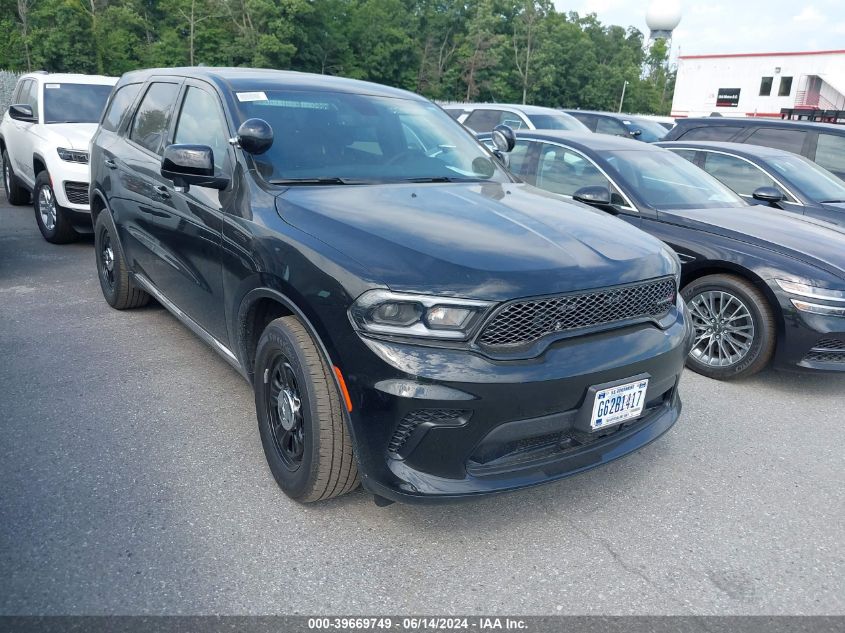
(605, 149), (746, 210)
(528, 113), (590, 132)
(235, 90), (510, 184)
(43, 83), (113, 124)
(765, 154), (845, 203)
(624, 118), (669, 142)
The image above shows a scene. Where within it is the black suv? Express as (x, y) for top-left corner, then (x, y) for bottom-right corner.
(562, 110), (669, 142)
(663, 118), (845, 181)
(89, 68), (690, 504)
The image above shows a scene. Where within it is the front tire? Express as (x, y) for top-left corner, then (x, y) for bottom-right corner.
(682, 274), (776, 380)
(255, 316), (359, 502)
(3, 150), (30, 205)
(33, 171), (77, 243)
(94, 210), (150, 309)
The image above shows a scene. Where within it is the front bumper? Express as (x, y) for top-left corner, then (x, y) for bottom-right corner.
(771, 289), (845, 372)
(341, 301), (691, 503)
(46, 158), (91, 211)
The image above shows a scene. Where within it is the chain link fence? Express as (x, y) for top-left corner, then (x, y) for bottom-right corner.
(1, 70), (24, 115)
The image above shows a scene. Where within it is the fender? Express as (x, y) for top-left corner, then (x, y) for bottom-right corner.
(236, 286), (363, 463)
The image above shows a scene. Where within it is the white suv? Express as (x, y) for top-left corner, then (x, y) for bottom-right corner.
(1, 72), (116, 243)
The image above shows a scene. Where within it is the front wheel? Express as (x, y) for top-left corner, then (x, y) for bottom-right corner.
(682, 274), (776, 380)
(254, 316), (359, 502)
(33, 171), (77, 243)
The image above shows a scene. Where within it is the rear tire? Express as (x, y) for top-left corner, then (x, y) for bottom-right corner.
(682, 274), (776, 380)
(33, 171), (77, 243)
(3, 149), (30, 205)
(255, 316), (359, 502)
(94, 210), (150, 309)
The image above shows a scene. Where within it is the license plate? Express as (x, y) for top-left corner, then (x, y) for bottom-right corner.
(589, 379), (649, 431)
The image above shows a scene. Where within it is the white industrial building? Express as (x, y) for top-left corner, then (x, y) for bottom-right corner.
(670, 49), (845, 119)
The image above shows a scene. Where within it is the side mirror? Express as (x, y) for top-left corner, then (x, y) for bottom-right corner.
(491, 124), (516, 153)
(752, 186), (785, 206)
(8, 104), (36, 122)
(573, 186), (618, 214)
(629, 129), (642, 138)
(237, 118), (273, 155)
(161, 144), (229, 191)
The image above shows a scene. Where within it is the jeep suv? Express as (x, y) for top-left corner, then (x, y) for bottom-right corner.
(1, 72), (116, 242)
(89, 67), (691, 504)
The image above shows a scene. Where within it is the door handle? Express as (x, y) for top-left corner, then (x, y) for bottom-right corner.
(104, 159), (117, 169)
(154, 185), (171, 199)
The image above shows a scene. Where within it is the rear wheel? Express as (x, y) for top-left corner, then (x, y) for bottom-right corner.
(94, 210), (150, 309)
(33, 171), (77, 243)
(682, 274), (776, 380)
(255, 316), (359, 502)
(2, 150), (30, 205)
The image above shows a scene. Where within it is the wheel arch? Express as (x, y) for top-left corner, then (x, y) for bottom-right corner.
(0, 135), (6, 155)
(681, 260), (785, 341)
(236, 287), (361, 455)
(89, 189), (108, 225)
(32, 152), (47, 178)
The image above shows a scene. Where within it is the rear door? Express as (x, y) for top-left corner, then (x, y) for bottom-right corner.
(114, 78), (183, 291)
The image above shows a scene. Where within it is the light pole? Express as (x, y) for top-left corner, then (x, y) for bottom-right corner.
(618, 80), (629, 113)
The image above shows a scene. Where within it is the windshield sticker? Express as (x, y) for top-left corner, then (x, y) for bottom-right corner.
(45, 83), (61, 89)
(236, 91), (268, 102)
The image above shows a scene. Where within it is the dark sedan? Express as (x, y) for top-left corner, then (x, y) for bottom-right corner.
(481, 129), (845, 379)
(656, 141), (845, 226)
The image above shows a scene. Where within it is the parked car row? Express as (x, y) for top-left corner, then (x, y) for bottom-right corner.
(1, 69), (843, 507)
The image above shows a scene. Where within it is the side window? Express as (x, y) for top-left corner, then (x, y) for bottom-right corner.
(746, 127), (805, 154)
(464, 109), (507, 134)
(814, 134), (845, 176)
(499, 111), (527, 130)
(12, 79), (25, 103)
(574, 114), (599, 131)
(506, 141), (533, 181)
(443, 109), (463, 121)
(595, 117), (626, 136)
(668, 149), (699, 164)
(701, 152), (781, 197)
(536, 143), (614, 197)
(101, 83), (142, 132)
(678, 126), (742, 141)
(129, 82), (180, 155)
(20, 79), (38, 114)
(173, 86), (231, 172)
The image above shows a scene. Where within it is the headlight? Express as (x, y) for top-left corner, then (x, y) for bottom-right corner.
(57, 147), (89, 164)
(776, 279), (845, 302)
(349, 289), (493, 340)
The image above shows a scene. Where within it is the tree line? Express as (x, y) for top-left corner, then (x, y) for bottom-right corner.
(0, 0), (675, 114)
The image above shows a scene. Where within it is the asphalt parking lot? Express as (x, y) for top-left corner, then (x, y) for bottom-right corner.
(1, 197), (843, 616)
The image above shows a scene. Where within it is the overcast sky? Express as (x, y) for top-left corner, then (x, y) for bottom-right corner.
(558, 0), (845, 57)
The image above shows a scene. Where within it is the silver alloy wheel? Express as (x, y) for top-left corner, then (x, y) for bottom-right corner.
(688, 290), (755, 367)
(3, 160), (10, 194)
(38, 185), (57, 231)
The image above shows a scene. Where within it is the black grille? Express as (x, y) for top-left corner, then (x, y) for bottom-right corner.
(805, 351), (845, 364)
(477, 277), (676, 350)
(813, 338), (845, 351)
(387, 409), (470, 457)
(64, 182), (89, 206)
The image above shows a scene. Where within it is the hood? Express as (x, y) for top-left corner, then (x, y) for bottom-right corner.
(276, 182), (677, 300)
(659, 206), (845, 279)
(44, 123), (98, 150)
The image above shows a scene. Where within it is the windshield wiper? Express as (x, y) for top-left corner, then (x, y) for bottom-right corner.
(402, 176), (486, 183)
(269, 177), (361, 185)
(820, 199), (845, 204)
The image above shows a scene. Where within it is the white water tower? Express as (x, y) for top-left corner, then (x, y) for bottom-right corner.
(646, 0), (682, 42)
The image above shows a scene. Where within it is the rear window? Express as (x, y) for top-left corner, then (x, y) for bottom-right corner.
(678, 125), (742, 141)
(43, 83), (114, 124)
(101, 83), (142, 132)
